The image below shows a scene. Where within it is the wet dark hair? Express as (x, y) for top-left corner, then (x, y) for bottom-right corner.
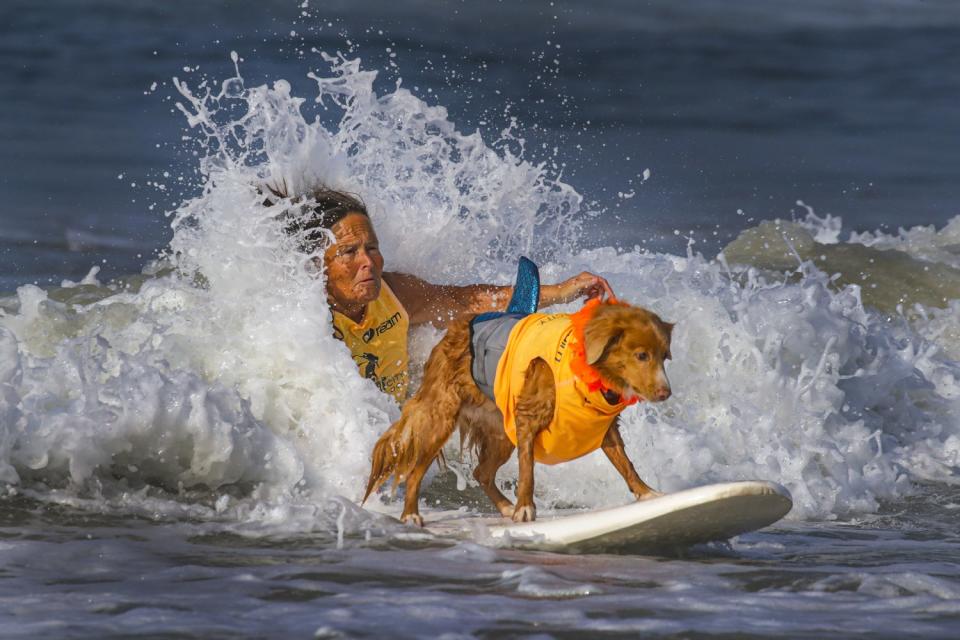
(268, 181), (369, 253)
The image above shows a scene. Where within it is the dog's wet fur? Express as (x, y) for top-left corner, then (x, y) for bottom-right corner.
(363, 302), (674, 526)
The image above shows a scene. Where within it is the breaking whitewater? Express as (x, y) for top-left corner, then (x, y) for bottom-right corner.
(1, 54), (959, 531)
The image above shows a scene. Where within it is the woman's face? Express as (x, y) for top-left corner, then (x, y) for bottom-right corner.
(323, 212), (384, 313)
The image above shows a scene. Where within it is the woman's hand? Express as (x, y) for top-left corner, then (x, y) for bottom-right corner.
(547, 272), (615, 306)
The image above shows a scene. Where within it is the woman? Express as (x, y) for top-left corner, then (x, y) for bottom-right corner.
(283, 187), (614, 403)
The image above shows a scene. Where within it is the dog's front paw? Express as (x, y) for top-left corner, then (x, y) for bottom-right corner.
(512, 504), (536, 523)
(401, 512), (424, 527)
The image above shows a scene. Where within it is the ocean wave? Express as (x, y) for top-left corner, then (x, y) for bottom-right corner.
(0, 54), (958, 529)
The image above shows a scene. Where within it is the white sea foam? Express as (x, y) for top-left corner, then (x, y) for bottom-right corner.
(849, 215), (960, 271)
(0, 54), (958, 528)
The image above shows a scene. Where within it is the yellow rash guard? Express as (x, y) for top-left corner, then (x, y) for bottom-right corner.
(493, 313), (628, 465)
(332, 281), (410, 403)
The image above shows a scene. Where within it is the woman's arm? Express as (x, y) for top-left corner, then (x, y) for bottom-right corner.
(383, 271), (614, 328)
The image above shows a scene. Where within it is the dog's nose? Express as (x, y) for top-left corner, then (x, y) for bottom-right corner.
(654, 386), (671, 401)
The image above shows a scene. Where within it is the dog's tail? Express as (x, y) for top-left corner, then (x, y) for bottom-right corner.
(362, 420), (410, 503)
(362, 393), (462, 504)
(362, 402), (434, 503)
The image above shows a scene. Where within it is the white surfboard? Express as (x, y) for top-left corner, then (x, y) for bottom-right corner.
(419, 481), (792, 552)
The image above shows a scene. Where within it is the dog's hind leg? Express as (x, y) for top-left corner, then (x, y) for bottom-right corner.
(400, 461), (430, 526)
(512, 358), (555, 523)
(601, 419), (660, 500)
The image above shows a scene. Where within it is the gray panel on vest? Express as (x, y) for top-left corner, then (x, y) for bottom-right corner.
(471, 314), (524, 402)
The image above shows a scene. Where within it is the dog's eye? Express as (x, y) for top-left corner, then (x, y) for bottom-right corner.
(636, 352), (649, 361)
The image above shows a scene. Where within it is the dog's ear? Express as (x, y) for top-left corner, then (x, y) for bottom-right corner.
(585, 330), (623, 364)
(662, 321), (674, 360)
(584, 312), (624, 364)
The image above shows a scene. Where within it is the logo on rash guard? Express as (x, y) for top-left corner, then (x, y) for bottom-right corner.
(354, 352), (380, 380)
(353, 352), (406, 396)
(362, 311), (401, 343)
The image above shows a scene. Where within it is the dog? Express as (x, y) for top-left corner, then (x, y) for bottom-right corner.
(362, 299), (673, 525)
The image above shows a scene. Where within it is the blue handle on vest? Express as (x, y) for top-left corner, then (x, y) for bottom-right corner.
(506, 256), (540, 315)
(468, 256), (539, 401)
(473, 256), (540, 325)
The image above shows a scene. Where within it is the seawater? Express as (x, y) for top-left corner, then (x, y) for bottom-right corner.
(2, 3), (960, 639)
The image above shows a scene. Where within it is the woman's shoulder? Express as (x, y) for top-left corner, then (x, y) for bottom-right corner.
(382, 271), (434, 301)
(382, 271), (443, 325)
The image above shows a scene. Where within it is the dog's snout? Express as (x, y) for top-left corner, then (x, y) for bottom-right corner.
(654, 386), (671, 402)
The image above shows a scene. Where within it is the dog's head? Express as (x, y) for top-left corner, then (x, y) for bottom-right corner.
(582, 303), (673, 403)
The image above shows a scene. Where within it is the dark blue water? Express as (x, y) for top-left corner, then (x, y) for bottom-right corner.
(2, 0), (959, 289)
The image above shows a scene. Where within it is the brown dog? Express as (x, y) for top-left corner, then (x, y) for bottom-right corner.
(363, 300), (673, 525)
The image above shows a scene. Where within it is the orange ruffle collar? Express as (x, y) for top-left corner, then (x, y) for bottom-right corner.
(568, 296), (639, 406)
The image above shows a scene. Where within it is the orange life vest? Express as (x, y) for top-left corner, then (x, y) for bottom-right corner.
(493, 312), (629, 465)
(332, 281), (410, 403)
